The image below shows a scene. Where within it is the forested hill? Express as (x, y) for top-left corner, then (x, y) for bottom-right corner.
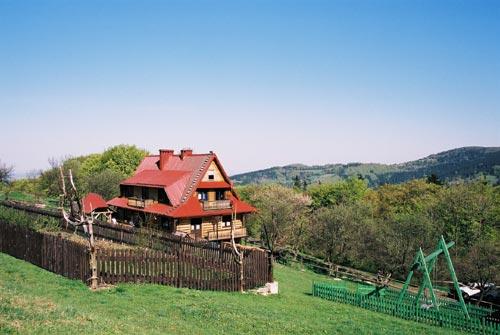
(231, 147), (500, 187)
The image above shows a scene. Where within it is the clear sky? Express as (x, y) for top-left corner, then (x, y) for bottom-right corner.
(1, 0), (499, 175)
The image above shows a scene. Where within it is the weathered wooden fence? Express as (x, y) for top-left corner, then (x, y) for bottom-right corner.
(313, 281), (500, 335)
(0, 222), (90, 282)
(0, 210), (272, 291)
(95, 241), (271, 291)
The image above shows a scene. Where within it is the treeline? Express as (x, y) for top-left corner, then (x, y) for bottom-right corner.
(1, 145), (148, 201)
(231, 146), (500, 187)
(238, 178), (500, 284)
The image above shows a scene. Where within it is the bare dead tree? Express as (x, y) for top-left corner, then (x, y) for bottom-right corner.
(230, 202), (244, 293)
(59, 166), (99, 290)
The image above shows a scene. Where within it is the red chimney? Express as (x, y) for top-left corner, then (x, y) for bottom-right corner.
(159, 149), (174, 170)
(180, 148), (193, 159)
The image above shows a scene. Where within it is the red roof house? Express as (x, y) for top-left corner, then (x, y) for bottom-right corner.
(107, 149), (255, 241)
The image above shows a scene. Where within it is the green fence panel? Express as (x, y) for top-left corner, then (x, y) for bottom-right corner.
(312, 282), (499, 335)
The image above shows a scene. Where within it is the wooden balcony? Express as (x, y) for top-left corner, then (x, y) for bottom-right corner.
(202, 200), (231, 211)
(127, 198), (155, 208)
(207, 227), (247, 241)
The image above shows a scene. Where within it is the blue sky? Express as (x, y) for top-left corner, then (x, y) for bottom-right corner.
(1, 0), (499, 175)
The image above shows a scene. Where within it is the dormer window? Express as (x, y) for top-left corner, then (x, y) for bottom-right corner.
(208, 174), (215, 180)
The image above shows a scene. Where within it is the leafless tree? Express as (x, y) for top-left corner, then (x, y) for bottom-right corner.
(59, 166), (99, 290)
(0, 160), (13, 185)
(230, 202), (244, 293)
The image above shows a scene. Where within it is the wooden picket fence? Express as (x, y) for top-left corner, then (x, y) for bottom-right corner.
(0, 200), (274, 289)
(0, 218), (272, 291)
(313, 281), (500, 335)
(0, 222), (90, 282)
(97, 247), (237, 290)
(96, 243), (271, 291)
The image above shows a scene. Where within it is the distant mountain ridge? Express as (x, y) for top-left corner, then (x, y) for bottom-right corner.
(231, 147), (500, 187)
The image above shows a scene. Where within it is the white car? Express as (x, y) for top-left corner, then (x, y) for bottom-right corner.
(458, 283), (481, 299)
(468, 282), (495, 290)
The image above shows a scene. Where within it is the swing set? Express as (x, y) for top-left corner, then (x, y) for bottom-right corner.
(396, 235), (469, 318)
(313, 236), (499, 334)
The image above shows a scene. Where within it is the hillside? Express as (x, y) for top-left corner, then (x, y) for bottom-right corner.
(0, 253), (460, 335)
(231, 146), (500, 187)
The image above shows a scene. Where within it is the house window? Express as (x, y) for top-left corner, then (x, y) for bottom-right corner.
(161, 217), (171, 231)
(122, 186), (133, 197)
(142, 187), (149, 200)
(208, 169), (215, 180)
(216, 190), (225, 200)
(191, 218), (202, 232)
(222, 215), (232, 228)
(158, 189), (168, 204)
(198, 191), (208, 201)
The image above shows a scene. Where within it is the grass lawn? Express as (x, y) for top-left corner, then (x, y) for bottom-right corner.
(0, 253), (461, 335)
(0, 191), (59, 208)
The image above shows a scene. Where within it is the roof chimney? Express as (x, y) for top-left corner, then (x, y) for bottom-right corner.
(159, 149), (174, 170)
(180, 148), (193, 159)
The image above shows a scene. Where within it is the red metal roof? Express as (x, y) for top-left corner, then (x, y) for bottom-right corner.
(82, 193), (108, 214)
(197, 181), (231, 189)
(108, 150), (256, 219)
(107, 197), (175, 216)
(121, 170), (190, 188)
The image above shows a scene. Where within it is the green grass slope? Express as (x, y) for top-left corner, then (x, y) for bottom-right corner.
(231, 146), (500, 186)
(0, 253), (461, 335)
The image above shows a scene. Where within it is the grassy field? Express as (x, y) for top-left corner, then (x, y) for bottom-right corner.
(0, 253), (462, 335)
(0, 191), (58, 208)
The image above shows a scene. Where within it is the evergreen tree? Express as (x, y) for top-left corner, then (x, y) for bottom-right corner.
(293, 175), (301, 189)
(426, 173), (443, 185)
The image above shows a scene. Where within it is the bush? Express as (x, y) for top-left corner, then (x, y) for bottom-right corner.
(0, 206), (60, 232)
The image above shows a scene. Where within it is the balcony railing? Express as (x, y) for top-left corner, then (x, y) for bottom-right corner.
(207, 227), (247, 241)
(202, 200), (231, 211)
(127, 198), (155, 208)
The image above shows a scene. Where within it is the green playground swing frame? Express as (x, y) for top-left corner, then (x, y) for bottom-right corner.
(396, 235), (470, 319)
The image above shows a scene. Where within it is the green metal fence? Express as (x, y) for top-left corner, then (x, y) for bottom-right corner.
(313, 281), (499, 335)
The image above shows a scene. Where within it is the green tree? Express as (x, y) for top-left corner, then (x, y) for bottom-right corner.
(0, 159), (13, 186)
(434, 181), (499, 250)
(426, 173), (443, 185)
(455, 235), (500, 301)
(245, 184), (311, 256)
(84, 169), (126, 200)
(99, 144), (148, 177)
(293, 175), (301, 189)
(308, 177), (368, 208)
(38, 145), (148, 198)
(310, 202), (370, 266)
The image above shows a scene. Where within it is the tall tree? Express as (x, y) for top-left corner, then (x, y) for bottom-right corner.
(84, 169), (126, 200)
(293, 175), (301, 189)
(245, 184), (311, 257)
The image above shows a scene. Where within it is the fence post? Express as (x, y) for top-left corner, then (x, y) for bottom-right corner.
(176, 244), (182, 288)
(267, 250), (273, 282)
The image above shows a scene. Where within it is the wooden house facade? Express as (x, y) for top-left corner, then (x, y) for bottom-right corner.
(107, 149), (255, 242)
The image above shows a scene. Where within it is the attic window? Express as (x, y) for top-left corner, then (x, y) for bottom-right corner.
(207, 168), (215, 180)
